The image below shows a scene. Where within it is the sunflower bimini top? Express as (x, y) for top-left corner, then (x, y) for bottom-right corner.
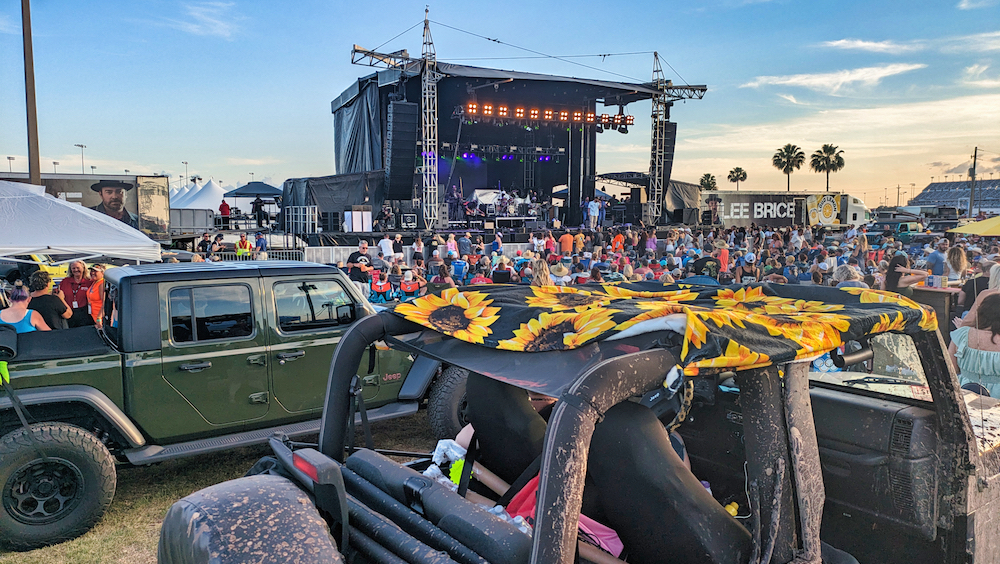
(388, 282), (937, 379)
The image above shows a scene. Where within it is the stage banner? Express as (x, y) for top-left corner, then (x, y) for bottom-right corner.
(701, 192), (799, 228)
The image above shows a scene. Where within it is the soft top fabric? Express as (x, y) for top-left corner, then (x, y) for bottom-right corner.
(388, 282), (937, 376)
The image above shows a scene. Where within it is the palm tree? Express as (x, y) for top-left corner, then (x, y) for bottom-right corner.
(727, 167), (747, 191)
(699, 173), (717, 191)
(772, 144), (805, 192)
(810, 144), (846, 192)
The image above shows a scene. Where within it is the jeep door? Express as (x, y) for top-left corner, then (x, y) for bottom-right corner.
(264, 277), (375, 415)
(161, 281), (270, 426)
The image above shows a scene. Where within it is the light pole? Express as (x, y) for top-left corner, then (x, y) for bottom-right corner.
(74, 144), (86, 173)
(90, 165), (96, 174)
(250, 172), (254, 183)
(52, 161), (58, 173)
(182, 161), (188, 187)
(124, 169), (129, 174)
(6, 156), (13, 172)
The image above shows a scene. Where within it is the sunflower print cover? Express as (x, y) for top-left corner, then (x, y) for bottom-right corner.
(390, 282), (937, 375)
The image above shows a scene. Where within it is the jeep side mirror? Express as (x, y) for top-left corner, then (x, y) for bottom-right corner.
(336, 304), (355, 325)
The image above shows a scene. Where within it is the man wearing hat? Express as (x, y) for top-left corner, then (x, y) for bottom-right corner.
(90, 180), (138, 228)
(712, 239), (730, 273)
(550, 262), (572, 286)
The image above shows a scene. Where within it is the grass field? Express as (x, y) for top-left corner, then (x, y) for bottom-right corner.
(0, 413), (436, 564)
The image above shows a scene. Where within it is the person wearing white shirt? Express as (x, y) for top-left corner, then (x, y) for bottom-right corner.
(378, 234), (395, 260)
(587, 199), (601, 229)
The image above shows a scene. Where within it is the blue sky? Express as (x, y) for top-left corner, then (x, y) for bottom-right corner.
(1, 0), (998, 207)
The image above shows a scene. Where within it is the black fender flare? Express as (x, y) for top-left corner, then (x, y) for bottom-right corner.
(0, 384), (146, 448)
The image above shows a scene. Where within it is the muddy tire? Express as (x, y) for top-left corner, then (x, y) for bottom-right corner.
(427, 366), (470, 440)
(0, 423), (116, 551)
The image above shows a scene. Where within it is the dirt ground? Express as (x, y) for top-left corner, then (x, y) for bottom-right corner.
(0, 412), (436, 564)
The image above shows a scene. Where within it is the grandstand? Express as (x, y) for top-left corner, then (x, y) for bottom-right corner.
(909, 179), (1000, 214)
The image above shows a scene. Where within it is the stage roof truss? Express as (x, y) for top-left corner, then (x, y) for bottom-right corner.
(351, 45), (417, 68)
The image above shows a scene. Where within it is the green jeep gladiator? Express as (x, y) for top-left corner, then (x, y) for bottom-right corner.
(0, 261), (467, 550)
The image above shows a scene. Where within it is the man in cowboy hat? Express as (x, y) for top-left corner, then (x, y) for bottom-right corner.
(550, 262), (572, 285)
(90, 180), (138, 228)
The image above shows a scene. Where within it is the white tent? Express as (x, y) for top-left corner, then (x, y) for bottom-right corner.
(178, 179), (227, 210)
(170, 181), (201, 208)
(0, 181), (161, 263)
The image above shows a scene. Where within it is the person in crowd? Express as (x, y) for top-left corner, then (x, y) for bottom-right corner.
(427, 250), (444, 271)
(492, 231), (504, 256)
(399, 270), (426, 299)
(925, 239), (949, 276)
(211, 234), (226, 253)
(446, 233), (459, 257)
(531, 260), (554, 287)
(371, 251), (390, 273)
(558, 230), (574, 255)
(235, 233), (253, 258)
(393, 233), (405, 263)
(458, 232), (472, 258)
(28, 271), (72, 330)
(370, 271), (394, 303)
(430, 265), (457, 288)
(959, 264), (1000, 329)
(712, 240), (730, 273)
(378, 233), (395, 259)
(588, 266), (605, 284)
(733, 252), (760, 284)
(59, 260), (94, 328)
(950, 293), (1000, 396)
(86, 264), (106, 328)
(587, 197), (601, 230)
(946, 246), (968, 283)
(346, 240), (373, 298)
(219, 198), (231, 230)
(451, 255), (469, 284)
(412, 237), (425, 263)
(469, 268), (492, 285)
(197, 233), (212, 254)
(550, 263), (572, 286)
(881, 255), (928, 296)
(543, 232), (556, 256)
(191, 254), (206, 263)
(254, 232), (268, 259)
(388, 264), (404, 292)
(251, 196), (266, 228)
(833, 264), (868, 289)
(1, 281), (50, 333)
(473, 235), (485, 256)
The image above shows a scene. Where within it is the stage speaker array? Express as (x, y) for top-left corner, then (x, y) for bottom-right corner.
(385, 101), (419, 200)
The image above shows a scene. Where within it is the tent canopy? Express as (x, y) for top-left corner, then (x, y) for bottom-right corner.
(224, 182), (282, 198)
(0, 181), (161, 263)
(176, 179), (227, 210)
(949, 216), (1000, 236)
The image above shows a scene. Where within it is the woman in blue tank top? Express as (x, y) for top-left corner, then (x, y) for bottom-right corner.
(1, 281), (50, 333)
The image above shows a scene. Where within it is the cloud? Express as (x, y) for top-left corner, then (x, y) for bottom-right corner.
(942, 31), (1000, 53)
(927, 161), (951, 168)
(741, 64), (927, 94)
(777, 94), (804, 104)
(946, 162), (971, 174)
(0, 14), (17, 34)
(162, 2), (239, 39)
(821, 39), (924, 54)
(957, 0), (998, 9)
(963, 64), (1000, 87)
(225, 157), (282, 166)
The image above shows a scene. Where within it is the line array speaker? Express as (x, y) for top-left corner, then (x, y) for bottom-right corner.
(385, 101), (419, 200)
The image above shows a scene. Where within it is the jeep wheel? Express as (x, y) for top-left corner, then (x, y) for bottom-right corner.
(0, 423), (116, 551)
(427, 366), (469, 439)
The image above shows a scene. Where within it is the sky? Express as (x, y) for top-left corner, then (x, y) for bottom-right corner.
(1, 0), (999, 208)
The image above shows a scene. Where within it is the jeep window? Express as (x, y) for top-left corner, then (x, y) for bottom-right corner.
(169, 285), (253, 343)
(103, 282), (121, 349)
(809, 333), (931, 402)
(274, 280), (352, 332)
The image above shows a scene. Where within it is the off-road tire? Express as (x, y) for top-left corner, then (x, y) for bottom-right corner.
(427, 366), (469, 439)
(0, 423), (116, 551)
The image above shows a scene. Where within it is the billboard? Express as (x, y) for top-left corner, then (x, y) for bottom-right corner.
(805, 194), (841, 226)
(701, 192), (803, 228)
(0, 174), (170, 243)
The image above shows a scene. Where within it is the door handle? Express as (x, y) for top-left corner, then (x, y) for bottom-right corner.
(180, 361), (212, 372)
(248, 391), (269, 404)
(247, 354), (267, 366)
(277, 350), (306, 363)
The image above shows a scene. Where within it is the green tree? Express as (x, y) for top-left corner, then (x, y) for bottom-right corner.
(810, 144), (846, 192)
(699, 173), (717, 191)
(772, 144), (806, 192)
(727, 167), (747, 191)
